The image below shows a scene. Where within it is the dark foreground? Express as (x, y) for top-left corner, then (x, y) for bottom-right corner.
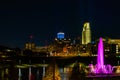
(0, 56), (120, 80)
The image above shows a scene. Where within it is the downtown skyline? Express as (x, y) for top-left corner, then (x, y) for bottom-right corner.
(0, 0), (120, 48)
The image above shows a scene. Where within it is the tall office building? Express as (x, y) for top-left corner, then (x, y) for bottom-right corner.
(82, 22), (91, 44)
(57, 32), (65, 39)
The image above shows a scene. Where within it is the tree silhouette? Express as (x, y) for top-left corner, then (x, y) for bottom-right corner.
(69, 61), (86, 80)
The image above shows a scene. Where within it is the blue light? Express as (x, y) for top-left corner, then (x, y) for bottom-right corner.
(57, 32), (65, 39)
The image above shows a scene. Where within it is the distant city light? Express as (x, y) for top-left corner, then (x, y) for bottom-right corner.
(57, 32), (65, 39)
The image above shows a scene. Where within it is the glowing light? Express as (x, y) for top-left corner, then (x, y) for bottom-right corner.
(89, 37), (113, 74)
(57, 32), (65, 39)
(97, 37), (104, 72)
(82, 22), (91, 44)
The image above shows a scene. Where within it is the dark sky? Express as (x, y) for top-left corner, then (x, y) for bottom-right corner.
(0, 0), (120, 48)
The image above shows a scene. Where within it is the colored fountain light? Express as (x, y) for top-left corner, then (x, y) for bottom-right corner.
(89, 37), (112, 74)
(97, 37), (106, 73)
(97, 38), (104, 68)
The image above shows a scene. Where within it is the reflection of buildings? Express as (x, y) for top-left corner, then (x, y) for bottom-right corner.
(82, 22), (91, 45)
(42, 64), (61, 80)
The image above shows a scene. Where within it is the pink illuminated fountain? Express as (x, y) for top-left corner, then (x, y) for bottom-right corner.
(96, 37), (107, 73)
(89, 37), (112, 74)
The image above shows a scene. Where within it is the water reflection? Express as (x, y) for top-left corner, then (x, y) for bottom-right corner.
(0, 64), (71, 80)
(0, 64), (17, 80)
(17, 66), (43, 80)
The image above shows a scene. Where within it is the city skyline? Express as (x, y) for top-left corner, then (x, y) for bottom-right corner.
(0, 0), (120, 48)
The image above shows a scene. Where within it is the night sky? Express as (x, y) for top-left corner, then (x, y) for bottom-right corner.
(0, 0), (120, 48)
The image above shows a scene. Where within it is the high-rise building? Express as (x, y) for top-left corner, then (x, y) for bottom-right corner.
(82, 22), (91, 44)
(57, 32), (65, 39)
(25, 42), (36, 50)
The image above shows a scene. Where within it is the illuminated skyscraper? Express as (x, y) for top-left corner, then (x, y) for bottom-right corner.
(57, 32), (65, 39)
(82, 22), (91, 44)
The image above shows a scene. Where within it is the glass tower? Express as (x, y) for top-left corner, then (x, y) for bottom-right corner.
(82, 22), (91, 44)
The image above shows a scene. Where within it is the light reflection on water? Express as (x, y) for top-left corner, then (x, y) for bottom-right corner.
(0, 65), (43, 80)
(1, 64), (120, 80)
(0, 64), (70, 80)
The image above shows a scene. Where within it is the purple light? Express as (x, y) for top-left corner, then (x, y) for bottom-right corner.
(89, 37), (112, 74)
(97, 37), (105, 73)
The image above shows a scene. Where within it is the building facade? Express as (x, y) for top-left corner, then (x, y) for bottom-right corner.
(57, 32), (65, 39)
(82, 22), (91, 45)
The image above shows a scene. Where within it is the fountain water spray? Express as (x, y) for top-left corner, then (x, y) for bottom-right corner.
(96, 37), (106, 73)
(89, 37), (112, 74)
